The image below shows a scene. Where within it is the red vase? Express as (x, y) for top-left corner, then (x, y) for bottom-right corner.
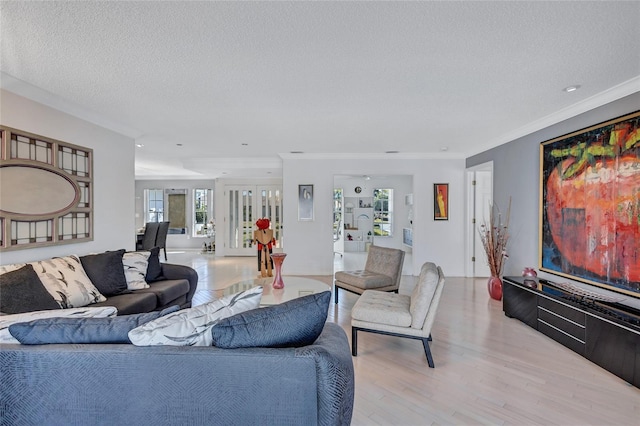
(271, 253), (287, 289)
(488, 276), (503, 301)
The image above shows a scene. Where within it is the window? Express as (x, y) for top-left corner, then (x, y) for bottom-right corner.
(146, 189), (164, 223)
(333, 188), (343, 240)
(194, 188), (211, 237)
(373, 188), (393, 237)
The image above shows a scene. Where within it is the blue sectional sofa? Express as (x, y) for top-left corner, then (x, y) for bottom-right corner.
(0, 321), (354, 425)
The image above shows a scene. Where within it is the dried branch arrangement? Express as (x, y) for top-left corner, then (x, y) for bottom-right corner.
(478, 198), (511, 277)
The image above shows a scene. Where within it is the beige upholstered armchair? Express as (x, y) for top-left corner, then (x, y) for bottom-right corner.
(334, 245), (405, 304)
(350, 262), (445, 368)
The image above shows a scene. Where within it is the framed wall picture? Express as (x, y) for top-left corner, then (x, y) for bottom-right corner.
(434, 183), (449, 220)
(298, 184), (314, 221)
(0, 126), (94, 251)
(540, 110), (640, 297)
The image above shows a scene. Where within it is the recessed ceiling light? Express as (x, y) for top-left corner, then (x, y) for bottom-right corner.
(440, 147), (449, 151)
(563, 85), (581, 92)
(135, 143), (144, 148)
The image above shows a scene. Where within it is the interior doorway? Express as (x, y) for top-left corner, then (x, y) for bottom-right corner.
(333, 174), (413, 275)
(465, 162), (493, 277)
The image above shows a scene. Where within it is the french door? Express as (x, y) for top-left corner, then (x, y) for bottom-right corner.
(225, 185), (283, 256)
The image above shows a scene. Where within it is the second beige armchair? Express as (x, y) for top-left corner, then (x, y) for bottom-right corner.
(334, 245), (405, 304)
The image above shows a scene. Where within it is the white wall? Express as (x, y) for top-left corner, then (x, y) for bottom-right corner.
(282, 157), (466, 276)
(135, 179), (215, 250)
(0, 90), (135, 265)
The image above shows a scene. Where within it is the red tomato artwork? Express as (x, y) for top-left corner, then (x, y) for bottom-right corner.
(541, 113), (640, 294)
(545, 155), (640, 282)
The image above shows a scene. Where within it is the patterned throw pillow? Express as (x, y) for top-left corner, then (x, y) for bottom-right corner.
(0, 306), (117, 344)
(122, 251), (151, 290)
(128, 286), (263, 346)
(30, 255), (107, 308)
(0, 263), (26, 275)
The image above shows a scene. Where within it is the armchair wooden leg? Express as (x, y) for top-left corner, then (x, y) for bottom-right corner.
(351, 327), (358, 356)
(422, 338), (435, 368)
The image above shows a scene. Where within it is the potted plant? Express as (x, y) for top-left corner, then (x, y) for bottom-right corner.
(478, 198), (511, 300)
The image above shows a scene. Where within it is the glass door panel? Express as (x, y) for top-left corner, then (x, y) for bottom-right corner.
(226, 187), (254, 255)
(257, 185), (283, 247)
(225, 184), (283, 256)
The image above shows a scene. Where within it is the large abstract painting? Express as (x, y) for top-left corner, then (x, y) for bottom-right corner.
(540, 111), (640, 297)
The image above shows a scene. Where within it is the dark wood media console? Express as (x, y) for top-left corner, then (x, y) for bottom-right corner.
(503, 276), (640, 388)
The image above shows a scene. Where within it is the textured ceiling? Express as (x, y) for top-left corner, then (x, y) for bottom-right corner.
(1, 1), (639, 179)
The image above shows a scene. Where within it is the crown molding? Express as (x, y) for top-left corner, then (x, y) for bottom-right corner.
(278, 152), (463, 160)
(468, 75), (640, 157)
(1, 72), (143, 139)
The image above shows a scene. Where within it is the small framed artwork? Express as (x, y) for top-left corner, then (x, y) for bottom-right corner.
(434, 183), (449, 220)
(298, 184), (314, 221)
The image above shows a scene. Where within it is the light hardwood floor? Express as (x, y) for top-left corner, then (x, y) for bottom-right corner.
(171, 250), (640, 425)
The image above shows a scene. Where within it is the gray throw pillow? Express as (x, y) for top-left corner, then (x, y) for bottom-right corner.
(0, 264), (61, 313)
(211, 291), (330, 348)
(80, 249), (129, 296)
(8, 305), (180, 345)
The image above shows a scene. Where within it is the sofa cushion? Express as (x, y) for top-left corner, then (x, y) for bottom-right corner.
(80, 250), (129, 296)
(8, 306), (179, 345)
(0, 306), (118, 344)
(145, 247), (163, 282)
(335, 270), (392, 289)
(0, 264), (60, 314)
(136, 279), (190, 306)
(30, 255), (107, 308)
(122, 251), (151, 290)
(128, 286), (263, 346)
(90, 292), (158, 315)
(211, 291), (331, 349)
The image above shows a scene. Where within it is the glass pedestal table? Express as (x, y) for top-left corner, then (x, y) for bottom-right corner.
(222, 277), (330, 306)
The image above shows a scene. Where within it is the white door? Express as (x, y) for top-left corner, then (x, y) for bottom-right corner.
(225, 185), (283, 256)
(474, 170), (493, 277)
